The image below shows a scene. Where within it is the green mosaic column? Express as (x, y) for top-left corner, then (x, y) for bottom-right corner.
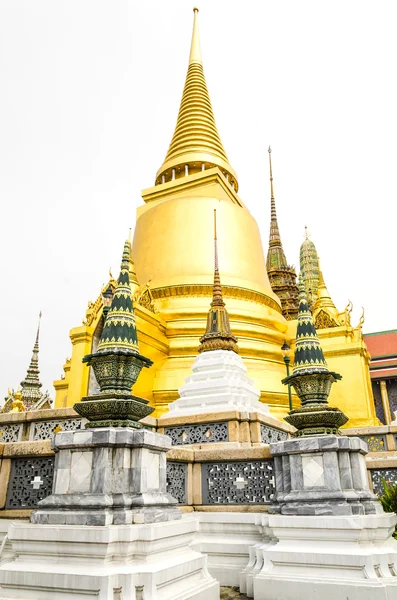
(74, 239), (153, 428)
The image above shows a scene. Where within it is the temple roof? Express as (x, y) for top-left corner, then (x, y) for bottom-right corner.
(155, 8), (238, 190)
(199, 209), (238, 353)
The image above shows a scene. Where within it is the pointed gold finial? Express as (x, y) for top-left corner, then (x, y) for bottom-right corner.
(155, 8), (238, 190)
(128, 228), (133, 244)
(304, 225), (309, 240)
(198, 209), (238, 353)
(190, 7), (202, 65)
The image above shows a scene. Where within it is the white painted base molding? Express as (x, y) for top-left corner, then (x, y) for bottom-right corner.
(168, 349), (270, 416)
(252, 513), (397, 600)
(0, 517), (219, 600)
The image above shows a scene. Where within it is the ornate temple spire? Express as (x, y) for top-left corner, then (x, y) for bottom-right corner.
(266, 146), (287, 271)
(292, 276), (330, 376)
(265, 147), (299, 320)
(96, 240), (140, 354)
(300, 226), (320, 305)
(198, 210), (238, 353)
(155, 8), (238, 190)
(313, 264), (341, 329)
(20, 312), (44, 409)
(283, 275), (345, 437)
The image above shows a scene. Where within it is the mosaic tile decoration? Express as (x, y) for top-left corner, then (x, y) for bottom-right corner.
(359, 434), (388, 452)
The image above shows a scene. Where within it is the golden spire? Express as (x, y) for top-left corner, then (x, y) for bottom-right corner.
(314, 265), (338, 314)
(128, 227), (139, 289)
(156, 8), (238, 190)
(198, 210), (238, 353)
(189, 8), (202, 65)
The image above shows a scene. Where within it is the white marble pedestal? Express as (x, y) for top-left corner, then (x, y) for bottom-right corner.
(252, 513), (397, 600)
(0, 517), (219, 600)
(167, 349), (269, 416)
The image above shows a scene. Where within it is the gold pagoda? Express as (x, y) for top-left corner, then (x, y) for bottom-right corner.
(53, 8), (377, 428)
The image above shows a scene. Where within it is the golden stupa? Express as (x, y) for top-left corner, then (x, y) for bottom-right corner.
(53, 9), (378, 427)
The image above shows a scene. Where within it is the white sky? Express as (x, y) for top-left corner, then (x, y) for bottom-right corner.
(0, 0), (396, 397)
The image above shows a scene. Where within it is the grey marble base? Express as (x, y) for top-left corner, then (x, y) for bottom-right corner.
(270, 435), (383, 516)
(31, 428), (181, 526)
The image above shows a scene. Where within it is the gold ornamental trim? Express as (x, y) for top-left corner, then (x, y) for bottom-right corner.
(151, 284), (282, 314)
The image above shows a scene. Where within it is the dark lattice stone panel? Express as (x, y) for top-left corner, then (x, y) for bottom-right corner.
(260, 424), (288, 444)
(31, 418), (84, 441)
(202, 460), (275, 505)
(0, 424), (23, 443)
(387, 381), (397, 418)
(359, 434), (388, 452)
(5, 457), (55, 509)
(372, 381), (385, 424)
(370, 468), (397, 495)
(164, 422), (228, 445)
(166, 462), (187, 504)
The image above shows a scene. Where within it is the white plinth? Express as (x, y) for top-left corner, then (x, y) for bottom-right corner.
(253, 513), (397, 600)
(192, 512), (263, 587)
(168, 349), (269, 416)
(0, 517), (219, 600)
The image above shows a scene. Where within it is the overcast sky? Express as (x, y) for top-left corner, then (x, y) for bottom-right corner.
(0, 0), (396, 398)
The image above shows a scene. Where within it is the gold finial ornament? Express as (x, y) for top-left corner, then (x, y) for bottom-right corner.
(155, 8), (238, 190)
(190, 7), (201, 65)
(198, 210), (238, 353)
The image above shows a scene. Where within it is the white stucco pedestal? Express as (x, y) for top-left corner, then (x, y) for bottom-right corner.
(252, 512), (397, 600)
(0, 517), (219, 600)
(168, 349), (269, 416)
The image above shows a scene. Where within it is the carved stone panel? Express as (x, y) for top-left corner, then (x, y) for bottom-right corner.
(260, 424), (288, 444)
(166, 462), (187, 504)
(30, 418), (84, 441)
(202, 460), (275, 505)
(5, 456), (55, 509)
(372, 381), (385, 424)
(164, 422), (228, 445)
(370, 468), (397, 495)
(0, 424), (23, 443)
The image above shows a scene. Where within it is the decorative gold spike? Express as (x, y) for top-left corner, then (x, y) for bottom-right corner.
(189, 7), (202, 65)
(155, 8), (238, 190)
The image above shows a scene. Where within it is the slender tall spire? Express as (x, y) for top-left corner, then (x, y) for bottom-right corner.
(198, 210), (238, 353)
(156, 8), (238, 190)
(300, 227), (320, 304)
(266, 147), (299, 320)
(266, 147), (287, 269)
(20, 311), (44, 409)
